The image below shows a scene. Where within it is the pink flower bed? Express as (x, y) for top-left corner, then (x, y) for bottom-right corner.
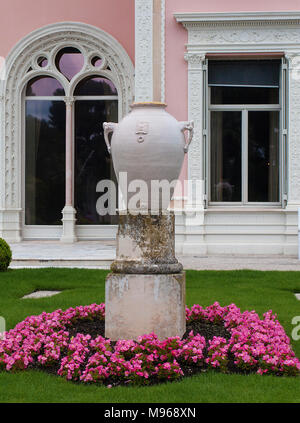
(0, 302), (299, 386)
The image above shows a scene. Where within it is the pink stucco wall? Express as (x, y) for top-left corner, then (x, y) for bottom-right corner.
(166, 0), (300, 185)
(0, 0), (134, 62)
(1, 0), (299, 194)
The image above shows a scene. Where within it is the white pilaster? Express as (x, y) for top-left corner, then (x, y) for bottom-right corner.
(0, 93), (22, 242)
(0, 209), (22, 242)
(135, 0), (153, 101)
(180, 53), (207, 255)
(160, 0), (165, 103)
(286, 53), (300, 210)
(184, 53), (206, 211)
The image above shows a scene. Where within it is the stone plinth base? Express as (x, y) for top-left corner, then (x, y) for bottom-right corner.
(105, 272), (186, 340)
(112, 212), (182, 274)
(60, 205), (77, 243)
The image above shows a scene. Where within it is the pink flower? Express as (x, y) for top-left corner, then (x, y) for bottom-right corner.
(0, 301), (299, 384)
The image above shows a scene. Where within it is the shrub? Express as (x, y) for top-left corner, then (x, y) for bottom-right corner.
(0, 238), (12, 271)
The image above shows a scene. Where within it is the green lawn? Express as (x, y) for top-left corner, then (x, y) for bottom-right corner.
(0, 268), (299, 403)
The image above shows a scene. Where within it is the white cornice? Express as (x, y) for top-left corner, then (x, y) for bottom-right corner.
(174, 11), (300, 27)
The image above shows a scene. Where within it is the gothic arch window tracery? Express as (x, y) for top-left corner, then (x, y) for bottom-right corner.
(24, 46), (119, 226)
(0, 22), (134, 240)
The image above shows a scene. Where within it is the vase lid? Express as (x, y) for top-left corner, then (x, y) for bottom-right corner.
(130, 101), (167, 109)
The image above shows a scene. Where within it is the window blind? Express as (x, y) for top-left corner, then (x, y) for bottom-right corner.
(208, 60), (281, 88)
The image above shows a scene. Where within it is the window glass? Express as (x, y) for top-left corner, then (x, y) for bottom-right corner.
(37, 57), (48, 68)
(248, 111), (279, 202)
(91, 56), (103, 67)
(75, 100), (118, 224)
(74, 76), (117, 96)
(210, 86), (279, 104)
(55, 47), (84, 81)
(25, 100), (65, 224)
(26, 76), (65, 96)
(210, 111), (242, 202)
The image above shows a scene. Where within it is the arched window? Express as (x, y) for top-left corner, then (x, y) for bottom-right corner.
(25, 47), (119, 228)
(1, 22), (134, 242)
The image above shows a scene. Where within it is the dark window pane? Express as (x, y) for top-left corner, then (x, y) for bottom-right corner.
(210, 86), (279, 104)
(25, 100), (65, 224)
(26, 76), (65, 96)
(211, 111), (242, 202)
(37, 57), (48, 68)
(55, 47), (84, 81)
(208, 60), (280, 87)
(74, 76), (117, 96)
(75, 100), (118, 224)
(91, 56), (103, 67)
(248, 111), (279, 202)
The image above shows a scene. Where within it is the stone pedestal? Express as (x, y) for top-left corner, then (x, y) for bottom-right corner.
(105, 272), (186, 340)
(105, 211), (186, 340)
(111, 212), (182, 274)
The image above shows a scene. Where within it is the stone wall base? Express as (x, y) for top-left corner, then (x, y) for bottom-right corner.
(105, 272), (186, 340)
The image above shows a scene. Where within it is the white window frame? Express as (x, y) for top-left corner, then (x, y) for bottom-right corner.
(207, 63), (283, 207)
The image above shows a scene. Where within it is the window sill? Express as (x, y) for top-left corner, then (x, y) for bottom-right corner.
(206, 206), (284, 212)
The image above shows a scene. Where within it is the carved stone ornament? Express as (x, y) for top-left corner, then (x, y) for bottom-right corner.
(64, 96), (75, 107)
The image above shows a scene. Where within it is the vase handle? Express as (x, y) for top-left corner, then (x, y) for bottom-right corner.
(103, 122), (117, 154)
(180, 120), (194, 153)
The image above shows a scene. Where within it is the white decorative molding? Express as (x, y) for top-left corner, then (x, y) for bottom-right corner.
(184, 53), (205, 192)
(174, 11), (300, 26)
(0, 21), (135, 241)
(134, 0), (165, 102)
(64, 96), (76, 107)
(175, 12), (300, 52)
(161, 0), (165, 103)
(184, 52), (205, 68)
(135, 0), (153, 101)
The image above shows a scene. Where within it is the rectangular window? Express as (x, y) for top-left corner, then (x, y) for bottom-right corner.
(208, 59), (282, 205)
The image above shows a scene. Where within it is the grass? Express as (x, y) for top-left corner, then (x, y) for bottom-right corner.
(0, 268), (300, 403)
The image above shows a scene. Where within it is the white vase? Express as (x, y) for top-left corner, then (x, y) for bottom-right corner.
(103, 102), (193, 211)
